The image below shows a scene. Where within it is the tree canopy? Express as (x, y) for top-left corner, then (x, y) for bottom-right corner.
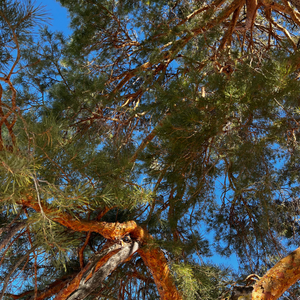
(1, 0), (300, 299)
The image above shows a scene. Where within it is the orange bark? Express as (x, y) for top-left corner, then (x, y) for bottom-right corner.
(218, 6), (243, 51)
(9, 291), (32, 300)
(246, 0), (258, 30)
(78, 231), (91, 268)
(138, 247), (182, 300)
(252, 247), (300, 299)
(21, 196), (182, 300)
(35, 279), (69, 300)
(8, 276), (71, 300)
(54, 244), (122, 300)
(22, 196), (138, 240)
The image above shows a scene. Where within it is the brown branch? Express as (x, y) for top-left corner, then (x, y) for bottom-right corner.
(106, 0), (246, 105)
(0, 209), (23, 235)
(55, 244), (121, 300)
(78, 231), (91, 269)
(114, 41), (140, 49)
(129, 127), (158, 164)
(192, 0), (247, 35)
(281, 0), (300, 25)
(0, 13), (21, 80)
(0, 230), (26, 269)
(267, 0), (300, 27)
(0, 221), (27, 252)
(34, 279), (69, 300)
(218, 5), (243, 52)
(267, 16), (297, 50)
(7, 291), (33, 300)
(252, 246), (300, 299)
(138, 246), (182, 300)
(96, 206), (115, 221)
(0, 77), (18, 148)
(37, 148), (72, 184)
(0, 83), (3, 150)
(23, 213), (38, 300)
(176, 0), (227, 27)
(129, 112), (170, 164)
(21, 196), (182, 300)
(60, 241), (139, 300)
(22, 196), (138, 239)
(110, 61), (152, 96)
(0, 248), (35, 300)
(246, 0), (258, 30)
(54, 242), (126, 300)
(8, 275), (73, 300)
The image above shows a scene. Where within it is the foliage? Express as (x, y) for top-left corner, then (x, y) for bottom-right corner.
(1, 0), (300, 299)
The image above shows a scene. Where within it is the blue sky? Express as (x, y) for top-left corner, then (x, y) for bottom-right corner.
(38, 0), (241, 272)
(39, 0), (72, 35)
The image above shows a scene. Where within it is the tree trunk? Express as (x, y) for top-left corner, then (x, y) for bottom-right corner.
(252, 247), (300, 299)
(21, 196), (182, 300)
(56, 241), (139, 300)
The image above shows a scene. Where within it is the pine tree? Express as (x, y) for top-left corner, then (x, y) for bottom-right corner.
(1, 0), (300, 299)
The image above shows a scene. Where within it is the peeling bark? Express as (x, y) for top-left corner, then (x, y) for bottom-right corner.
(22, 196), (138, 240)
(65, 241), (139, 300)
(21, 196), (182, 300)
(54, 242), (125, 300)
(138, 247), (182, 300)
(252, 247), (300, 300)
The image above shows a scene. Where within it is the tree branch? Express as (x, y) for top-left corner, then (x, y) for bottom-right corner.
(252, 246), (300, 299)
(0, 248), (35, 300)
(0, 221), (27, 252)
(21, 196), (182, 300)
(65, 241), (139, 300)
